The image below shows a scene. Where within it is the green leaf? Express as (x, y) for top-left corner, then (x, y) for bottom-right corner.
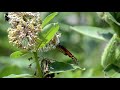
(59, 23), (70, 32)
(49, 61), (84, 74)
(42, 12), (58, 28)
(0, 56), (34, 78)
(101, 34), (117, 68)
(104, 64), (120, 78)
(55, 69), (82, 78)
(38, 23), (59, 49)
(101, 34), (120, 68)
(10, 51), (28, 58)
(3, 74), (34, 78)
(97, 12), (120, 26)
(70, 26), (113, 41)
(105, 12), (120, 26)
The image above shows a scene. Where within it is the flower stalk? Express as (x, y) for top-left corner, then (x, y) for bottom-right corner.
(33, 52), (43, 78)
(7, 12), (61, 78)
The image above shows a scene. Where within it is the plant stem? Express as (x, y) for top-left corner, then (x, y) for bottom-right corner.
(97, 12), (120, 37)
(107, 19), (120, 37)
(33, 52), (43, 78)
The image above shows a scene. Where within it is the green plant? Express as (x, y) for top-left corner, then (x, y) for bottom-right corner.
(4, 12), (83, 78)
(70, 12), (120, 78)
(3, 12), (120, 78)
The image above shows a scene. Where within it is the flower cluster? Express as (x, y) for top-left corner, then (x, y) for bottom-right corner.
(7, 12), (42, 51)
(7, 12), (61, 52)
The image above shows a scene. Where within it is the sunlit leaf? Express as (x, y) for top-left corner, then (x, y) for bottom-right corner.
(10, 51), (28, 58)
(70, 26), (113, 41)
(42, 12), (58, 28)
(3, 74), (34, 78)
(38, 23), (59, 49)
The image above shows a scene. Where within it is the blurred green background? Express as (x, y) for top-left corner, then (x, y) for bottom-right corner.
(0, 12), (111, 78)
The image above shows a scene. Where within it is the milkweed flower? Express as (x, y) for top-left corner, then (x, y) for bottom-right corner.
(7, 12), (42, 51)
(7, 12), (61, 52)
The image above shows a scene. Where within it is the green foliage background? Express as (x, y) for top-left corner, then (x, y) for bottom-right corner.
(0, 12), (111, 78)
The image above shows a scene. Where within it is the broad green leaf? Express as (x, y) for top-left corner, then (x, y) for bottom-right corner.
(38, 23), (59, 49)
(49, 61), (84, 74)
(42, 12), (58, 28)
(104, 64), (120, 78)
(0, 65), (22, 77)
(0, 56), (34, 78)
(101, 34), (117, 68)
(10, 51), (28, 58)
(3, 74), (34, 78)
(70, 26), (113, 41)
(101, 34), (120, 68)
